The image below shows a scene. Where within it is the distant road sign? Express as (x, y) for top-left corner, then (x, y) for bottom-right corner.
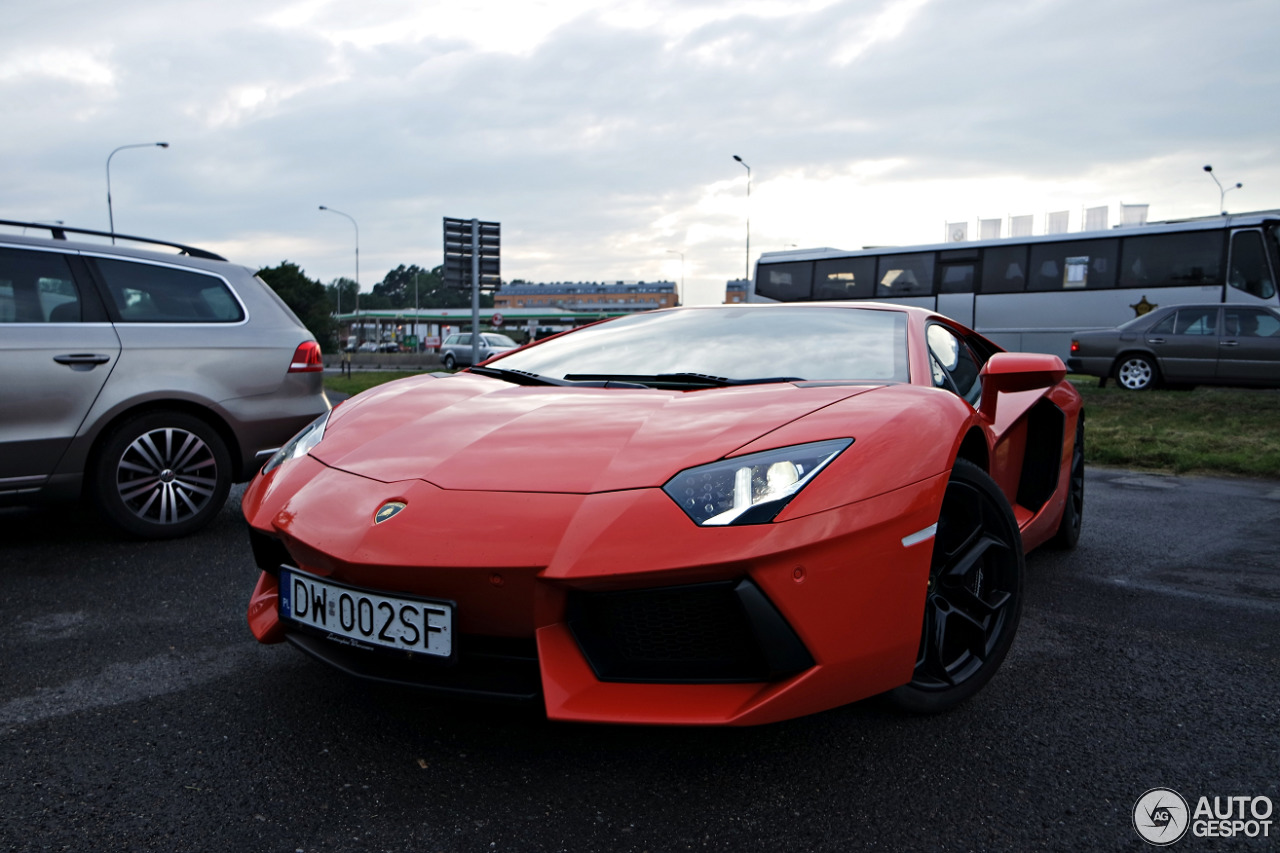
(492, 313), (504, 327)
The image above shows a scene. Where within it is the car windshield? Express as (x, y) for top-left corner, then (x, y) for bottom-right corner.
(490, 306), (909, 383)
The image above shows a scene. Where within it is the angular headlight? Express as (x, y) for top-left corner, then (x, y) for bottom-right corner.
(261, 410), (331, 475)
(663, 439), (853, 527)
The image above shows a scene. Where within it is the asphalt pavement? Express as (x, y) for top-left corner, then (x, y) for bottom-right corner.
(1, 469), (1278, 852)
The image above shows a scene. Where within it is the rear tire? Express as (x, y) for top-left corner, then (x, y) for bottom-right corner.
(887, 459), (1024, 714)
(93, 411), (232, 539)
(1115, 354), (1158, 391)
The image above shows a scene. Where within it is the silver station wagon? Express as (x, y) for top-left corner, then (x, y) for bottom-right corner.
(0, 220), (329, 538)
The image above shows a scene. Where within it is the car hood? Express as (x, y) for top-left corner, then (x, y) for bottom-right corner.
(311, 373), (878, 493)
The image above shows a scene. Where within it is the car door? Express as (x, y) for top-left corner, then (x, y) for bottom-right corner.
(1144, 306), (1220, 382)
(0, 246), (121, 491)
(1218, 306), (1280, 386)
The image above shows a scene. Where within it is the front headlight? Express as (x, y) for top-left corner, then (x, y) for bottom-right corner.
(663, 439), (853, 527)
(261, 410), (331, 475)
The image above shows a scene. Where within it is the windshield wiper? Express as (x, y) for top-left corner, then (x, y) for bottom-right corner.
(561, 372), (804, 389)
(468, 366), (574, 386)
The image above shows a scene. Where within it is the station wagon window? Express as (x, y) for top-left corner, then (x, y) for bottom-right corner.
(814, 257), (875, 300)
(875, 253), (934, 297)
(1118, 231), (1222, 289)
(0, 248), (84, 323)
(755, 262), (814, 301)
(94, 258), (244, 322)
(1027, 240), (1117, 291)
(1227, 231), (1277, 299)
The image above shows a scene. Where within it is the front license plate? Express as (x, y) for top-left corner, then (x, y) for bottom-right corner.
(280, 569), (452, 659)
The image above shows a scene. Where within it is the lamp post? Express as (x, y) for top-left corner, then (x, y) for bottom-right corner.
(666, 250), (684, 306)
(1203, 165), (1242, 215)
(107, 142), (169, 242)
(732, 155), (751, 282)
(319, 205), (359, 341)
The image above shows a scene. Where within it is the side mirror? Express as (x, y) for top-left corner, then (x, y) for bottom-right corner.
(978, 352), (1067, 423)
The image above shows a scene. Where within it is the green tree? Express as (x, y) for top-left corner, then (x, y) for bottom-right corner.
(257, 262), (339, 352)
(326, 277), (358, 315)
(375, 264), (494, 309)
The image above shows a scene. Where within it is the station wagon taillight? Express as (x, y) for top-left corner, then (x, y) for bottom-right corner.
(289, 341), (324, 373)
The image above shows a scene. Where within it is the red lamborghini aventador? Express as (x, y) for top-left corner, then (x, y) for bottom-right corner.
(244, 303), (1084, 725)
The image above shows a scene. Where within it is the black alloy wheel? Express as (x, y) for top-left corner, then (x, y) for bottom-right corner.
(887, 459), (1024, 713)
(1051, 415), (1085, 549)
(1116, 354), (1158, 391)
(93, 411), (232, 539)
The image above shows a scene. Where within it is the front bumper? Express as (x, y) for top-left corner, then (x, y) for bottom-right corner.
(244, 458), (946, 725)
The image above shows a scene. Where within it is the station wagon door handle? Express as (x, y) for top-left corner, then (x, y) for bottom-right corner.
(54, 354), (112, 367)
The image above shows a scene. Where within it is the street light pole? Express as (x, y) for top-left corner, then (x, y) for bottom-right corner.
(106, 142), (169, 243)
(319, 205), (360, 341)
(666, 249), (684, 306)
(1203, 165), (1242, 215)
(732, 155), (751, 282)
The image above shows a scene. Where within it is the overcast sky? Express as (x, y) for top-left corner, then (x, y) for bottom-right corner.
(5, 0), (1278, 305)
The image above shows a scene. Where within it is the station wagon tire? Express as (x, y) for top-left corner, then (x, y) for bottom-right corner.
(1051, 416), (1085, 550)
(443, 353), (457, 371)
(93, 411), (232, 539)
(887, 459), (1024, 714)
(1115, 354), (1158, 391)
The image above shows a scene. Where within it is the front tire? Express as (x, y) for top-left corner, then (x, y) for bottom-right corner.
(1116, 354), (1158, 391)
(887, 459), (1024, 713)
(93, 411), (232, 539)
(443, 353), (457, 371)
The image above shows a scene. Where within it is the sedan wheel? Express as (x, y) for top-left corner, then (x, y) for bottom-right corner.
(94, 412), (232, 539)
(887, 459), (1024, 713)
(1116, 354), (1158, 390)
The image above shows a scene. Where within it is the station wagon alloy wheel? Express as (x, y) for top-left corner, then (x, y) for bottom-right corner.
(95, 412), (232, 539)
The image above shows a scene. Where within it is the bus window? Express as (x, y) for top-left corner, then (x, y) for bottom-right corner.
(1119, 231), (1221, 288)
(1028, 239), (1117, 291)
(980, 245), (1028, 293)
(939, 264), (975, 294)
(1228, 231), (1277, 299)
(875, 253), (934, 297)
(756, 262), (814, 301)
(814, 257), (875, 300)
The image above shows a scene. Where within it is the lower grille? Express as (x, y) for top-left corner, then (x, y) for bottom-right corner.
(567, 579), (813, 683)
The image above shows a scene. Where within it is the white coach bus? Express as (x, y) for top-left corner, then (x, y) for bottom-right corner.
(749, 211), (1280, 358)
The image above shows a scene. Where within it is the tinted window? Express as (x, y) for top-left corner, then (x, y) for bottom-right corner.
(1119, 231), (1222, 288)
(980, 245), (1028, 293)
(938, 264), (975, 294)
(875, 253), (934, 297)
(755, 262), (813, 301)
(0, 248), (83, 323)
(927, 323), (982, 406)
(94, 258), (244, 322)
(1152, 307), (1218, 336)
(1223, 307), (1279, 337)
(1028, 240), (1117, 291)
(1228, 231), (1277, 299)
(813, 257), (875, 300)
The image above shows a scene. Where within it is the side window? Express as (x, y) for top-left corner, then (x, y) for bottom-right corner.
(1171, 307), (1218, 335)
(876, 253), (935, 297)
(1119, 231), (1222, 289)
(1027, 239), (1117, 291)
(0, 248), (83, 323)
(814, 257), (875, 300)
(1224, 308), (1280, 338)
(927, 323), (982, 407)
(755, 262), (814, 302)
(93, 258), (244, 323)
(1228, 231), (1277, 299)
(980, 245), (1028, 293)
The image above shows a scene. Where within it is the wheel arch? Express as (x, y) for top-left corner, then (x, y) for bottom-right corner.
(82, 400), (243, 497)
(1110, 348), (1159, 378)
